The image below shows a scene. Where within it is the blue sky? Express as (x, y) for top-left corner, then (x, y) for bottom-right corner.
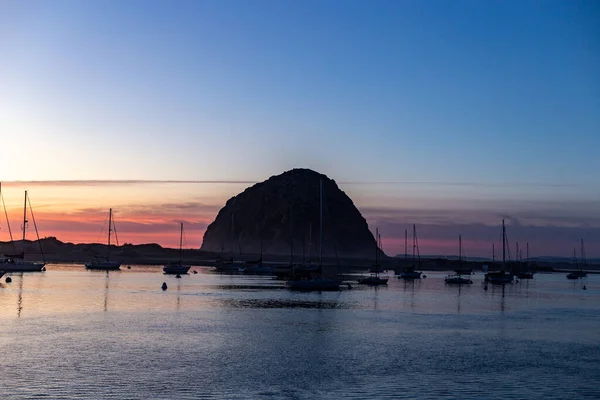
(0, 1), (599, 255)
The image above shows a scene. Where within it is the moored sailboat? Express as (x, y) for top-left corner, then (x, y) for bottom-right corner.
(485, 219), (513, 284)
(163, 222), (191, 274)
(445, 235), (473, 285)
(287, 179), (341, 291)
(567, 240), (588, 280)
(358, 228), (388, 285)
(85, 208), (121, 270)
(0, 189), (46, 272)
(399, 225), (422, 280)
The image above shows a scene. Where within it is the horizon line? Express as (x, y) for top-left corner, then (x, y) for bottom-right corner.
(0, 179), (585, 188)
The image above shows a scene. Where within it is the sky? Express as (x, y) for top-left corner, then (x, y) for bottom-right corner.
(0, 0), (599, 257)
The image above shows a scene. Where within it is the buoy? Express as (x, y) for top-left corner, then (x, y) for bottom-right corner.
(5, 277), (12, 283)
(583, 285), (587, 290)
(176, 274), (181, 279)
(484, 284), (488, 291)
(423, 275), (427, 278)
(161, 282), (167, 290)
(127, 266), (131, 269)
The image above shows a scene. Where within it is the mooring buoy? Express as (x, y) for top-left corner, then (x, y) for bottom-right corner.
(127, 266), (131, 269)
(161, 282), (167, 290)
(583, 285), (587, 290)
(5, 276), (12, 283)
(484, 284), (488, 291)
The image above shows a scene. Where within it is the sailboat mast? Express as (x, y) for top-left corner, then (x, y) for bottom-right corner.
(179, 222), (183, 263)
(107, 208), (112, 261)
(290, 202), (293, 266)
(319, 179), (323, 268)
(502, 219), (506, 268)
(22, 190), (28, 241)
(375, 227), (379, 265)
(516, 242), (519, 263)
(581, 239), (585, 271)
(404, 229), (407, 262)
(412, 224), (416, 261)
(459, 235), (462, 263)
(492, 243), (495, 263)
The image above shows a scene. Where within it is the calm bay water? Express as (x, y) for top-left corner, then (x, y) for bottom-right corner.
(0, 265), (598, 399)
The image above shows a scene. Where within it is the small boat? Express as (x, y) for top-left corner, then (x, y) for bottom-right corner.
(445, 235), (473, 285)
(567, 240), (588, 280)
(286, 179), (340, 291)
(0, 189), (46, 272)
(213, 257), (245, 272)
(85, 209), (121, 270)
(163, 222), (191, 275)
(358, 228), (388, 286)
(485, 220), (513, 284)
(445, 274), (473, 285)
(515, 242), (535, 279)
(399, 225), (422, 280)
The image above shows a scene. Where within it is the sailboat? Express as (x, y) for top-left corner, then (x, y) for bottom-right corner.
(286, 179), (340, 291)
(399, 225), (422, 280)
(214, 214), (245, 272)
(567, 239), (588, 280)
(85, 209), (121, 270)
(445, 235), (473, 284)
(485, 219), (513, 284)
(243, 198), (274, 275)
(163, 222), (191, 274)
(358, 228), (389, 285)
(516, 242), (534, 279)
(0, 189), (46, 272)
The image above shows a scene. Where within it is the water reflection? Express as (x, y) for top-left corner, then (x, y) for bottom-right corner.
(402, 279), (419, 309)
(103, 271), (109, 312)
(217, 298), (353, 309)
(17, 273), (23, 317)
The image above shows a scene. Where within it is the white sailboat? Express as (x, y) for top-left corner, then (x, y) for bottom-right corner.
(287, 179), (341, 291)
(85, 208), (121, 270)
(163, 222), (191, 274)
(0, 189), (46, 272)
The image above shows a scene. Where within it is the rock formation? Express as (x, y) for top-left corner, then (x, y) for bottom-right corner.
(200, 168), (380, 260)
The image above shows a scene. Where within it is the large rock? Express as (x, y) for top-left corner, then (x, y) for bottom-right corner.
(200, 168), (380, 259)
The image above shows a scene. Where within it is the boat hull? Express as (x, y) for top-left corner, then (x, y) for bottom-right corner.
(399, 271), (422, 280)
(286, 279), (341, 291)
(358, 276), (389, 285)
(445, 275), (473, 284)
(163, 264), (190, 274)
(0, 262), (46, 272)
(516, 272), (534, 279)
(85, 261), (121, 270)
(566, 271), (587, 280)
(214, 263), (244, 272)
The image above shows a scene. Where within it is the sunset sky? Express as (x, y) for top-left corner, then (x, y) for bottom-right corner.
(1, 1), (598, 257)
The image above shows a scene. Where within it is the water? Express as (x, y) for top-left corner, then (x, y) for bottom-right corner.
(1, 266), (599, 399)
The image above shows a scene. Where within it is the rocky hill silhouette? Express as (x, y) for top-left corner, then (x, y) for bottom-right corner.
(200, 168), (381, 260)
